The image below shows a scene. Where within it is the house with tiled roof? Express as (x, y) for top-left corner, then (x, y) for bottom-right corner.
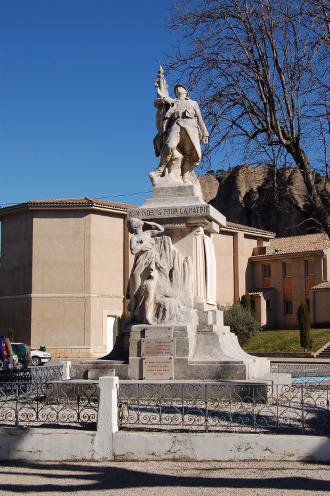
(249, 233), (330, 328)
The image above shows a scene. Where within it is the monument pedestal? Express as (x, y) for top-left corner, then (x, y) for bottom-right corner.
(126, 183), (271, 382)
(127, 308), (269, 380)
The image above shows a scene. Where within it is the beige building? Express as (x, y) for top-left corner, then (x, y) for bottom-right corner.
(0, 198), (328, 357)
(0, 198), (131, 357)
(310, 281), (330, 327)
(250, 233), (330, 328)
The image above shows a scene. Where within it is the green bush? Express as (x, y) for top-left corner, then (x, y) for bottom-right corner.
(297, 303), (312, 351)
(221, 302), (261, 345)
(240, 292), (251, 312)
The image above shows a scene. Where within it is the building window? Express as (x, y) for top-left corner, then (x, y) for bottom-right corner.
(306, 299), (310, 312)
(304, 260), (309, 276)
(283, 300), (293, 315)
(322, 256), (327, 281)
(266, 299), (271, 311)
(282, 261), (292, 278)
(262, 264), (271, 279)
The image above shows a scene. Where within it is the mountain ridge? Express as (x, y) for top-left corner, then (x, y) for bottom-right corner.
(199, 165), (330, 237)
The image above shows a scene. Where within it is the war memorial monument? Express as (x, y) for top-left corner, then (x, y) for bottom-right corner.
(123, 67), (271, 382)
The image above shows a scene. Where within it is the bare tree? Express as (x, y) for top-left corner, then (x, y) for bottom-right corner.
(168, 0), (330, 235)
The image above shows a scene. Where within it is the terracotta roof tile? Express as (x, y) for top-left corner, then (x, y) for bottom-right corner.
(0, 197), (136, 214)
(269, 232), (329, 254)
(251, 232), (329, 259)
(311, 281), (330, 290)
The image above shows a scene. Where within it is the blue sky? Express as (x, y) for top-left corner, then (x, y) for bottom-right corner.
(0, 0), (190, 206)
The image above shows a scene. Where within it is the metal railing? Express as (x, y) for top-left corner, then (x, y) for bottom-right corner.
(0, 365), (64, 384)
(270, 363), (330, 378)
(0, 364), (98, 428)
(118, 381), (330, 435)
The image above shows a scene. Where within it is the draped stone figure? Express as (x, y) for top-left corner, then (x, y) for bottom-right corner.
(149, 66), (209, 190)
(127, 218), (164, 325)
(127, 217), (193, 325)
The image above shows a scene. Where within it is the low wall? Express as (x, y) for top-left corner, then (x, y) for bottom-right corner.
(0, 427), (329, 462)
(0, 427), (97, 461)
(1, 376), (329, 463)
(113, 431), (330, 462)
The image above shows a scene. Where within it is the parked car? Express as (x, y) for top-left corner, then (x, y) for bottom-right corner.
(30, 349), (51, 366)
(0, 336), (14, 370)
(11, 343), (31, 370)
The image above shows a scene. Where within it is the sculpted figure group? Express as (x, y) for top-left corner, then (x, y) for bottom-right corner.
(127, 217), (193, 325)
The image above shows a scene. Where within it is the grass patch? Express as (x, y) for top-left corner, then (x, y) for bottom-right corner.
(243, 328), (330, 353)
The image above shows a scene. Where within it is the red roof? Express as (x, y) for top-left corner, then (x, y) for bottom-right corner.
(270, 232), (329, 254)
(251, 232), (329, 259)
(0, 197), (135, 215)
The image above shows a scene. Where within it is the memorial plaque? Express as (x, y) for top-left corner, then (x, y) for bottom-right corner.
(141, 338), (175, 357)
(145, 327), (172, 339)
(143, 356), (174, 380)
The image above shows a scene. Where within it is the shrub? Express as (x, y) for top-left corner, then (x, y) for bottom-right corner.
(221, 302), (261, 345)
(297, 303), (312, 351)
(240, 292), (251, 312)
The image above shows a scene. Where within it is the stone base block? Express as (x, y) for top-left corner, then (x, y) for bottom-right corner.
(174, 358), (246, 380)
(87, 368), (115, 380)
(69, 360), (128, 380)
(126, 309), (272, 382)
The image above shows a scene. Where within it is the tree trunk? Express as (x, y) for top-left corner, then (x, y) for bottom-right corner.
(287, 143), (330, 237)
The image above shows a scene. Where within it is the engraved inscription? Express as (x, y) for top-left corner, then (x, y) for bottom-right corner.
(141, 338), (175, 356)
(128, 205), (210, 219)
(143, 356), (174, 380)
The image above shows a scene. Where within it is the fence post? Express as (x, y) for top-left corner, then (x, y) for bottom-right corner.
(58, 361), (71, 380)
(15, 383), (19, 427)
(94, 375), (119, 459)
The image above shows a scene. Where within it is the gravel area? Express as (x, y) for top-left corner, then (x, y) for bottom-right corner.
(0, 460), (329, 495)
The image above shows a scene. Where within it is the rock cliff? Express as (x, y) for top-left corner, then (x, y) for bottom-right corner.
(199, 165), (330, 236)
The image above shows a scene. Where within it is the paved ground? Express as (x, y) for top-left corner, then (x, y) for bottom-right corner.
(0, 461), (329, 495)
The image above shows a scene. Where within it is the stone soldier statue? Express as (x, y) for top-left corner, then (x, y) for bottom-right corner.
(150, 66), (209, 186)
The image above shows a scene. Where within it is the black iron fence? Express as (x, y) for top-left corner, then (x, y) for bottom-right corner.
(118, 381), (330, 435)
(0, 365), (64, 384)
(0, 365), (98, 428)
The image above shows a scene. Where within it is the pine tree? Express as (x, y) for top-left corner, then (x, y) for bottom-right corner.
(297, 303), (312, 352)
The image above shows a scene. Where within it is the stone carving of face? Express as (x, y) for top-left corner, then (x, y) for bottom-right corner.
(175, 86), (188, 99)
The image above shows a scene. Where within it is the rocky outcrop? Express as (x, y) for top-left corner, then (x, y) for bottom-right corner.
(199, 165), (330, 236)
